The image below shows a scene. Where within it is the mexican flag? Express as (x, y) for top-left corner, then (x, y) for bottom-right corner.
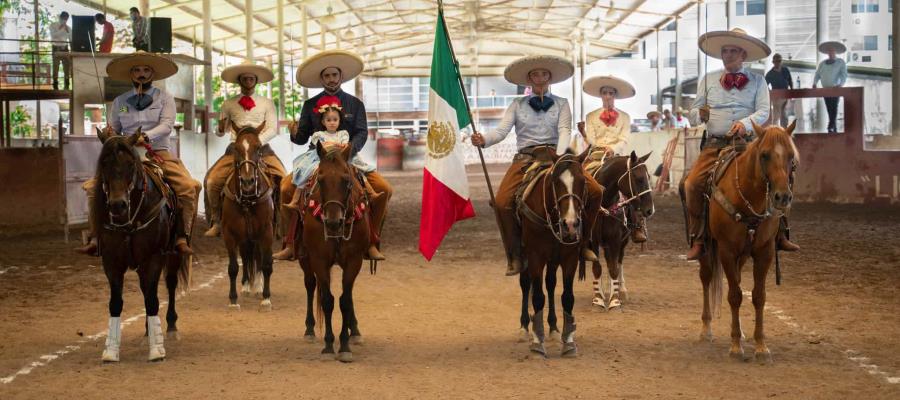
(418, 8), (476, 261)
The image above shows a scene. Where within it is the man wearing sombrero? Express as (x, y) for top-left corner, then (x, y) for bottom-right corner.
(280, 49), (390, 261)
(684, 28), (799, 260)
(76, 51), (200, 256)
(813, 41), (848, 133)
(471, 55), (603, 276)
(578, 75), (649, 244)
(203, 62), (286, 237)
(647, 110), (663, 131)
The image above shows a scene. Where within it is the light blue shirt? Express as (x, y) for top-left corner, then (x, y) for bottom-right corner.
(109, 86), (176, 150)
(813, 58), (848, 88)
(482, 94), (572, 155)
(690, 67), (769, 138)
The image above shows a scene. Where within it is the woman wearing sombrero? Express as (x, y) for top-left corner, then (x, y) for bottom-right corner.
(813, 41), (848, 133)
(471, 55), (603, 275)
(577, 75), (649, 243)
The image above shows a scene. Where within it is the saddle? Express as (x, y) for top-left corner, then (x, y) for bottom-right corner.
(513, 146), (556, 217)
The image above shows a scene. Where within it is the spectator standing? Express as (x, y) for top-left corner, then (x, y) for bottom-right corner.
(95, 14), (114, 53)
(49, 11), (71, 90)
(765, 53), (793, 126)
(130, 7), (150, 51)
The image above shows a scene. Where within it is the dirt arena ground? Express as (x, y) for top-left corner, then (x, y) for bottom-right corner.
(1, 164), (899, 399)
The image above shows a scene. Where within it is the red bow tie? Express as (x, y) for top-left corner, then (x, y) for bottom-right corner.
(599, 109), (619, 127)
(238, 95), (256, 111)
(720, 72), (749, 90)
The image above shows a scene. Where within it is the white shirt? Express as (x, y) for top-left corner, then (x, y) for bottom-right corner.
(109, 86), (175, 150)
(583, 107), (631, 154)
(50, 22), (70, 44)
(220, 94), (278, 144)
(672, 115), (691, 129)
(310, 130), (350, 146)
(482, 94), (572, 155)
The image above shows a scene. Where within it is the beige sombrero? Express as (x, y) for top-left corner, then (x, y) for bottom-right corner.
(582, 75), (636, 99)
(222, 62), (274, 84)
(296, 50), (364, 88)
(504, 55), (574, 86)
(818, 41), (847, 54)
(106, 51), (178, 81)
(698, 28), (771, 62)
(646, 110), (661, 119)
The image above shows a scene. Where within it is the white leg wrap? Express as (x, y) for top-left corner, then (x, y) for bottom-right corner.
(254, 271), (264, 295)
(102, 317), (121, 362)
(147, 315), (166, 361)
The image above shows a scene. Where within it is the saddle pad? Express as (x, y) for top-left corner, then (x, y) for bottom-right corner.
(708, 147), (739, 188)
(515, 160), (552, 206)
(142, 161), (175, 208)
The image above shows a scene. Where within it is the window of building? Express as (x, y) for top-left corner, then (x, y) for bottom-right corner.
(890, 35), (893, 51)
(736, 0), (766, 16)
(852, 0), (880, 13)
(862, 55), (872, 62)
(864, 35), (878, 50)
(867, 0), (880, 12)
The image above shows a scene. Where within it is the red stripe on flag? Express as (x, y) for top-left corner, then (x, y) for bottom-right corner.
(418, 168), (476, 261)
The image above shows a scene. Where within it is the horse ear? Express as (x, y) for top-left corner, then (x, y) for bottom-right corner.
(629, 150), (638, 165)
(785, 119), (796, 136)
(255, 120), (266, 135)
(126, 132), (141, 146)
(576, 146), (590, 164)
(751, 120), (765, 138)
(316, 140), (326, 158)
(96, 126), (108, 143)
(230, 120), (240, 134)
(637, 151), (652, 164)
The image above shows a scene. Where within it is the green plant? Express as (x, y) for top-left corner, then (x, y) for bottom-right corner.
(10, 105), (34, 138)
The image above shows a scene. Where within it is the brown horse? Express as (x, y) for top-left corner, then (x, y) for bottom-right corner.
(301, 142), (371, 362)
(584, 151), (654, 310)
(516, 148), (592, 357)
(221, 121), (275, 311)
(93, 128), (190, 362)
(695, 121), (798, 363)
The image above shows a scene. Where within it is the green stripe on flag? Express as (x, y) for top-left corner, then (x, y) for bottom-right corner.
(430, 9), (471, 130)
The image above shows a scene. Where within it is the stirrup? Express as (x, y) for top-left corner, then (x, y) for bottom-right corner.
(175, 238), (193, 255)
(365, 245), (386, 261)
(203, 223), (221, 237)
(273, 246), (295, 261)
(505, 258), (524, 276)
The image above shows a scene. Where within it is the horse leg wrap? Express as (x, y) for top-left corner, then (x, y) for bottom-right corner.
(147, 315), (166, 361)
(562, 312), (576, 344)
(102, 317), (121, 362)
(592, 279), (606, 306)
(608, 279), (622, 309)
(530, 310), (545, 343)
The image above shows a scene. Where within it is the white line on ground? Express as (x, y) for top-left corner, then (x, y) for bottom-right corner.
(741, 290), (900, 385)
(0, 266), (19, 275)
(0, 271), (225, 385)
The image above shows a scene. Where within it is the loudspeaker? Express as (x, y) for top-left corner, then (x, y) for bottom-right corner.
(149, 17), (172, 53)
(71, 15), (95, 52)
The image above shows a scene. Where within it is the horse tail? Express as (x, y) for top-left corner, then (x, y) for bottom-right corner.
(577, 257), (586, 281)
(315, 278), (326, 335)
(178, 253), (193, 290)
(708, 240), (723, 319)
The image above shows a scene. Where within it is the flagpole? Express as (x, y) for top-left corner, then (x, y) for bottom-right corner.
(437, 1), (496, 206)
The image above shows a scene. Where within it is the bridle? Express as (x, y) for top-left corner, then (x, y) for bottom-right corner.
(231, 129), (272, 208)
(308, 159), (362, 241)
(101, 142), (165, 234)
(614, 157), (654, 214)
(539, 154), (587, 245)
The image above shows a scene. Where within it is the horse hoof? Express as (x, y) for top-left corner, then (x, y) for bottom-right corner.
(166, 330), (181, 341)
(729, 348), (745, 361)
(259, 299), (272, 312)
(101, 349), (120, 363)
(304, 334), (316, 343)
(337, 352), (354, 363)
(517, 328), (530, 343)
(320, 349), (335, 361)
(561, 342), (578, 358)
(148, 348), (166, 362)
(591, 297), (605, 308)
(607, 299), (622, 310)
(755, 349), (773, 364)
(228, 303), (241, 311)
(698, 330), (713, 343)
(529, 342), (547, 357)
(350, 335), (363, 345)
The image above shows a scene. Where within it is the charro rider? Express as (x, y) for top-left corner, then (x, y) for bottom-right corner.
(275, 49), (390, 261)
(684, 28), (799, 261)
(203, 61), (286, 237)
(76, 51), (200, 255)
(578, 75), (648, 244)
(470, 55), (603, 276)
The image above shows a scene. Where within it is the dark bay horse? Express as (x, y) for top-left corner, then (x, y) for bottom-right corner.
(584, 151), (654, 310)
(694, 121), (798, 363)
(301, 142), (371, 363)
(221, 121), (275, 311)
(516, 148), (593, 357)
(93, 128), (190, 362)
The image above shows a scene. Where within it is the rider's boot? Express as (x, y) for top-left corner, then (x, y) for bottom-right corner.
(76, 237), (99, 256)
(273, 210), (299, 260)
(686, 242), (703, 260)
(203, 192), (222, 237)
(75, 203), (99, 256)
(284, 187), (304, 211)
(776, 216), (799, 252)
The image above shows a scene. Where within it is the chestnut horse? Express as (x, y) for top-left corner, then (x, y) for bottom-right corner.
(93, 129), (190, 362)
(301, 142), (371, 363)
(583, 151), (654, 310)
(516, 147), (592, 357)
(695, 121), (798, 363)
(221, 121), (275, 311)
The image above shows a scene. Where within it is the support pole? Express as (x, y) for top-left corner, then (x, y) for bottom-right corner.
(726, 0), (735, 30)
(697, 1), (705, 85)
(580, 39), (587, 121)
(893, 0), (899, 135)
(302, 5), (309, 100)
(245, 0), (253, 62)
(656, 29), (662, 112)
(765, 0), (776, 69)
(203, 0), (212, 167)
(816, 0), (828, 131)
(277, 0), (285, 118)
(674, 17), (682, 112)
(34, 0), (41, 136)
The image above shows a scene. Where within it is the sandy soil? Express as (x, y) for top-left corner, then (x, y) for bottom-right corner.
(1, 164), (899, 399)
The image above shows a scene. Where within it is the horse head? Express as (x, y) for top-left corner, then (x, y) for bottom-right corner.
(751, 120), (799, 211)
(232, 120), (266, 197)
(96, 127), (144, 222)
(548, 151), (588, 242)
(315, 141), (357, 237)
(621, 151), (655, 218)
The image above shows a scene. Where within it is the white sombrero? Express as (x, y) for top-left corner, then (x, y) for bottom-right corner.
(503, 55), (574, 86)
(698, 28), (771, 62)
(222, 62), (274, 84)
(818, 41), (847, 54)
(582, 75), (636, 99)
(646, 110), (661, 119)
(106, 51), (178, 81)
(296, 50), (364, 88)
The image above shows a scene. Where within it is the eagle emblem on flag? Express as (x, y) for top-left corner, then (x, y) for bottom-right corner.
(426, 121), (455, 159)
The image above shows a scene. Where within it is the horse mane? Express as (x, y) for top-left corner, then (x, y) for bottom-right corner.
(320, 144), (346, 161)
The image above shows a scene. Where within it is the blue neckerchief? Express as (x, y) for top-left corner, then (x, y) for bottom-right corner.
(126, 89), (155, 111)
(825, 59), (836, 65)
(528, 95), (554, 112)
